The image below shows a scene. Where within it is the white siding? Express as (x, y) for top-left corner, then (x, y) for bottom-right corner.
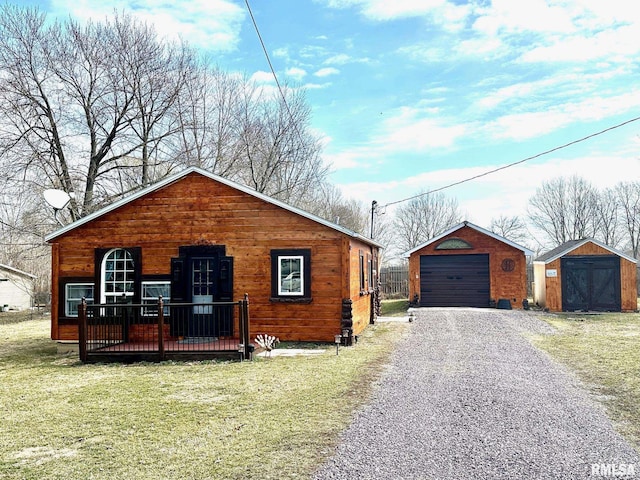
(0, 268), (34, 310)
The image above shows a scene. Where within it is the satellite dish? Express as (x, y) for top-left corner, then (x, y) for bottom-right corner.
(43, 189), (71, 210)
(44, 189), (72, 226)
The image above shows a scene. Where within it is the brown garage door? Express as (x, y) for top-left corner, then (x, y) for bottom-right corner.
(419, 254), (490, 307)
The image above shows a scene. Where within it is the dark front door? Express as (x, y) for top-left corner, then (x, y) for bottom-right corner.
(419, 254), (490, 307)
(561, 256), (621, 312)
(171, 246), (234, 337)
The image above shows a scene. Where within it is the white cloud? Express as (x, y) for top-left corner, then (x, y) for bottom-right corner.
(520, 25), (640, 63)
(303, 82), (333, 90)
(314, 67), (340, 77)
(379, 107), (466, 150)
(483, 90), (640, 141)
(273, 47), (290, 59)
(50, 0), (245, 52)
(323, 0), (470, 30)
(286, 67), (307, 81)
(334, 153), (640, 232)
(473, 0), (576, 35)
(249, 71), (276, 84)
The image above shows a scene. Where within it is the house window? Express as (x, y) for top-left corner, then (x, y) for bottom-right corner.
(367, 254), (373, 291)
(279, 256), (303, 295)
(271, 249), (311, 301)
(359, 250), (365, 291)
(65, 283), (94, 317)
(101, 248), (135, 304)
(435, 238), (473, 250)
(141, 281), (170, 316)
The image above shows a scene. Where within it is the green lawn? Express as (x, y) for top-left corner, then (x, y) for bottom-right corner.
(531, 312), (640, 451)
(0, 318), (407, 480)
(380, 299), (409, 317)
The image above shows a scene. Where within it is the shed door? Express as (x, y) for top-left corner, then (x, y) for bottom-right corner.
(419, 254), (490, 307)
(561, 256), (621, 312)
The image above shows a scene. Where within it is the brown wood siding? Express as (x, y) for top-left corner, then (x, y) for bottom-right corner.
(50, 173), (378, 342)
(408, 225), (528, 309)
(348, 238), (376, 335)
(541, 242), (638, 312)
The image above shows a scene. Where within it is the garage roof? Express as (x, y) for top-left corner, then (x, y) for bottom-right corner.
(403, 220), (533, 257)
(534, 238), (638, 264)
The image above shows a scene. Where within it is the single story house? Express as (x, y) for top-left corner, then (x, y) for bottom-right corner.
(45, 167), (381, 359)
(533, 239), (637, 312)
(0, 264), (36, 311)
(404, 221), (532, 309)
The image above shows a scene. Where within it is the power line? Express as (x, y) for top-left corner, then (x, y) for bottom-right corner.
(244, 0), (305, 143)
(381, 115), (640, 209)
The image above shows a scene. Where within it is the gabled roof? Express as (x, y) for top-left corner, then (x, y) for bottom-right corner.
(402, 220), (533, 257)
(0, 264), (36, 279)
(44, 167), (383, 248)
(534, 238), (638, 264)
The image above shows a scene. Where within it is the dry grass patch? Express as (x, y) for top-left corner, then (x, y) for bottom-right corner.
(531, 312), (640, 451)
(0, 318), (408, 480)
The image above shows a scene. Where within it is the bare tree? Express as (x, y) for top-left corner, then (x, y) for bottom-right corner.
(616, 181), (640, 258)
(233, 84), (327, 204)
(393, 191), (462, 252)
(0, 6), (194, 217)
(489, 215), (528, 244)
(528, 176), (599, 246)
(592, 187), (621, 248)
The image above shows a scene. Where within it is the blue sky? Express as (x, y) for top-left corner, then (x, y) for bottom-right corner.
(19, 0), (640, 226)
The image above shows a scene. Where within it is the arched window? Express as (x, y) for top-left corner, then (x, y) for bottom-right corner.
(101, 248), (135, 304)
(435, 238), (473, 250)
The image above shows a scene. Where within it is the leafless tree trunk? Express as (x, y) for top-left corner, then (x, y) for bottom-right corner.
(616, 181), (640, 258)
(393, 191), (462, 252)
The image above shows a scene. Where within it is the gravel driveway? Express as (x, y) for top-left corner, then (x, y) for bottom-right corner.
(313, 308), (639, 479)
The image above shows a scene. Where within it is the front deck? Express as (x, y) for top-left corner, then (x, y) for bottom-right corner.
(78, 296), (252, 363)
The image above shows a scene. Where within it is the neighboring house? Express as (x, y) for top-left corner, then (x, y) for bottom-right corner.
(533, 239), (637, 312)
(0, 264), (35, 311)
(45, 167), (381, 351)
(404, 221), (532, 309)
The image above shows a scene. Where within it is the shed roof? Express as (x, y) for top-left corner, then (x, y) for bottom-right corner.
(402, 220), (533, 257)
(44, 167), (383, 248)
(534, 238), (638, 264)
(0, 264), (36, 279)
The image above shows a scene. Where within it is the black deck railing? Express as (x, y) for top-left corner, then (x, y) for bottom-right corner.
(78, 295), (251, 363)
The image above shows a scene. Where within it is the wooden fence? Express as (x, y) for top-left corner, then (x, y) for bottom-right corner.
(379, 264), (409, 299)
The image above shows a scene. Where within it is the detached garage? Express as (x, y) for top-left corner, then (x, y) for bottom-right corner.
(405, 221), (532, 309)
(533, 239), (637, 312)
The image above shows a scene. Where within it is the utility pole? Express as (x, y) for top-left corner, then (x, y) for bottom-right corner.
(370, 200), (377, 239)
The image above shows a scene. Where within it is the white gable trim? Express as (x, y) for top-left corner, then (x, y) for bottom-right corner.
(44, 167), (383, 248)
(0, 264), (36, 279)
(402, 220), (533, 257)
(533, 238), (637, 265)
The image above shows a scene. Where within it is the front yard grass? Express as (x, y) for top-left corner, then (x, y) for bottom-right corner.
(531, 312), (640, 451)
(0, 318), (408, 480)
(380, 299), (409, 317)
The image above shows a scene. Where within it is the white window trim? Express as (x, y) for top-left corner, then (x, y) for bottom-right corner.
(100, 248), (135, 304)
(278, 255), (304, 296)
(65, 283), (94, 317)
(141, 281), (170, 316)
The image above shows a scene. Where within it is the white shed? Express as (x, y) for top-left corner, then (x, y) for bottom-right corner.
(0, 264), (35, 311)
